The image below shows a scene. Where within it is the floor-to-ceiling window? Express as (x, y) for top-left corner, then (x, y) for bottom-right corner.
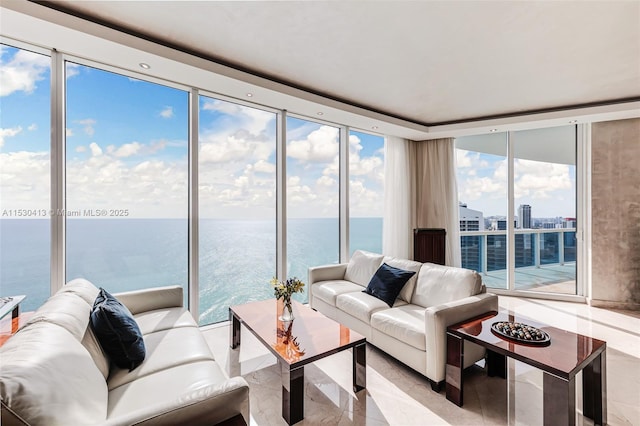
(198, 95), (277, 324)
(286, 117), (340, 303)
(456, 132), (508, 290)
(1, 40), (392, 323)
(65, 61), (189, 298)
(456, 126), (578, 295)
(512, 127), (576, 294)
(349, 130), (384, 255)
(0, 44), (51, 312)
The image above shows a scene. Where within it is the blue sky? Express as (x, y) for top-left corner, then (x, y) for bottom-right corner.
(456, 150), (576, 219)
(1, 44), (385, 219)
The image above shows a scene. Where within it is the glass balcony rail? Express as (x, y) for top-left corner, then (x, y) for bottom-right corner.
(460, 228), (577, 294)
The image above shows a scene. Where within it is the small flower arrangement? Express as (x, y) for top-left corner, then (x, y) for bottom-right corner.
(271, 277), (304, 321)
(271, 277), (305, 301)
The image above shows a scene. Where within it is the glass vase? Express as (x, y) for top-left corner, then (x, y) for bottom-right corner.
(279, 297), (294, 322)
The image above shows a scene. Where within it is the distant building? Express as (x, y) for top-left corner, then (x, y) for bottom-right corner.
(563, 218), (577, 228)
(459, 203), (484, 231)
(518, 204), (531, 229)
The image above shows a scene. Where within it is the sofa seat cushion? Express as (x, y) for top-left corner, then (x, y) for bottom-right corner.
(107, 326), (216, 390)
(312, 280), (364, 306)
(411, 263), (483, 308)
(344, 250), (385, 287)
(370, 304), (427, 351)
(0, 322), (108, 425)
(106, 360), (231, 422)
(133, 307), (196, 335)
(336, 291), (406, 324)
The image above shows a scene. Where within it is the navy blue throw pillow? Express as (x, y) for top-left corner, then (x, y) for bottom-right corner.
(90, 288), (145, 371)
(363, 263), (416, 307)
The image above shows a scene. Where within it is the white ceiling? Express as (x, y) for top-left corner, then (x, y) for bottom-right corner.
(2, 0), (640, 138)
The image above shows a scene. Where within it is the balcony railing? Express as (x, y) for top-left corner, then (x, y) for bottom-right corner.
(460, 228), (576, 293)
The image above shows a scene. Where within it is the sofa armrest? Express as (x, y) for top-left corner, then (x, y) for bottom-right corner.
(113, 286), (184, 315)
(105, 376), (250, 426)
(308, 263), (347, 307)
(308, 263), (347, 285)
(424, 292), (498, 383)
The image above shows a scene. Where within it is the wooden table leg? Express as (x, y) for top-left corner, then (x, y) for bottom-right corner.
(583, 350), (607, 425)
(487, 349), (507, 379)
(543, 372), (575, 426)
(282, 361), (304, 425)
(353, 341), (366, 392)
(229, 310), (241, 349)
(446, 332), (464, 406)
(11, 305), (19, 333)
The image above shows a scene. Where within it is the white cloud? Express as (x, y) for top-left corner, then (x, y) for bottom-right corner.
(113, 142), (142, 158)
(76, 119), (96, 136)
(0, 151), (49, 210)
(160, 106), (174, 119)
(27, 123), (37, 131)
(0, 126), (22, 148)
(202, 99), (274, 136)
(457, 154), (575, 217)
(66, 63), (80, 79)
(317, 175), (336, 187)
(0, 49), (49, 97)
(253, 159), (275, 174)
(66, 128), (74, 137)
(75, 146), (86, 153)
(514, 159), (572, 200)
(456, 149), (472, 168)
(287, 125), (339, 163)
(89, 142), (103, 157)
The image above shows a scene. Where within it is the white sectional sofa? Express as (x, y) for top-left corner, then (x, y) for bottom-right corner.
(0, 279), (249, 425)
(309, 250), (498, 389)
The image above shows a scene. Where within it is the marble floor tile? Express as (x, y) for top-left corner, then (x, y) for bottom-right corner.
(201, 296), (640, 425)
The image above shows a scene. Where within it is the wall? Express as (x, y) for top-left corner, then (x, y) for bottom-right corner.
(591, 118), (640, 310)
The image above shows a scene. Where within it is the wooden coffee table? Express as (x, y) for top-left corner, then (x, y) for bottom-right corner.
(446, 310), (607, 426)
(229, 299), (366, 425)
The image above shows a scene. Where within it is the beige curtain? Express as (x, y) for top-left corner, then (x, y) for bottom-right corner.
(382, 136), (412, 257)
(410, 138), (461, 267)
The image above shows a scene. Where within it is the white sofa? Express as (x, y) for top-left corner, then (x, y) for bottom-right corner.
(309, 250), (498, 389)
(0, 279), (249, 425)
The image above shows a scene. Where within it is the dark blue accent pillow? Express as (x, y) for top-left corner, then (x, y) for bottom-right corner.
(363, 263), (416, 307)
(90, 288), (145, 371)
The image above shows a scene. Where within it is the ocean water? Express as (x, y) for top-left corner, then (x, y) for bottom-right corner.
(0, 218), (381, 325)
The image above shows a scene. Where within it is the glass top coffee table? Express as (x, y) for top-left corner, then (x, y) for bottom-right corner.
(446, 310), (607, 426)
(229, 299), (366, 425)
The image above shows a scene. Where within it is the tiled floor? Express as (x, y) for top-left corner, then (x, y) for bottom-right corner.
(202, 296), (640, 425)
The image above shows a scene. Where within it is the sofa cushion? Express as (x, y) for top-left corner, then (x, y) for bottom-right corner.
(344, 250), (384, 287)
(312, 280), (367, 306)
(0, 322), (108, 425)
(82, 325), (111, 379)
(133, 307), (196, 335)
(336, 291), (406, 324)
(106, 360), (234, 423)
(370, 304), (427, 351)
(107, 326), (216, 390)
(363, 263), (416, 307)
(411, 263), (483, 308)
(23, 291), (93, 341)
(383, 257), (423, 303)
(90, 288), (146, 371)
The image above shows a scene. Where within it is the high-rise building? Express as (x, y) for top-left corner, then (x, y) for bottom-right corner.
(518, 204), (531, 229)
(459, 203), (484, 231)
